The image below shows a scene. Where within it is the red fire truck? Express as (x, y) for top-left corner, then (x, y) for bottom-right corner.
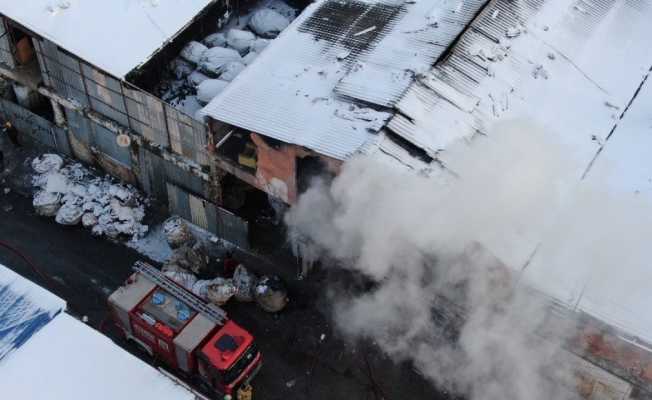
(109, 262), (262, 397)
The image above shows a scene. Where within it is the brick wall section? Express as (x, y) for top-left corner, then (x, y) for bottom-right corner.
(250, 133), (298, 204)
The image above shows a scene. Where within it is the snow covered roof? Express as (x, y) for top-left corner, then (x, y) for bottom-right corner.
(0, 264), (65, 361)
(0, 264), (199, 399)
(203, 0), (486, 160)
(391, 0), (652, 343)
(0, 0), (216, 78)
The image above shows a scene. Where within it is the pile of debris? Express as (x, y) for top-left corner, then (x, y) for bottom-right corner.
(162, 217), (288, 312)
(159, 0), (298, 118)
(31, 154), (148, 240)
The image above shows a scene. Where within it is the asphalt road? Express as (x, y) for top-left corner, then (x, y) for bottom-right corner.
(0, 163), (447, 400)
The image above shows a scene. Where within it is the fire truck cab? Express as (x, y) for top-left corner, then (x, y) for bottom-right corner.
(109, 262), (262, 396)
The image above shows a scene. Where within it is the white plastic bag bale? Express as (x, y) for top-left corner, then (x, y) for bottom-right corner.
(163, 217), (194, 248)
(219, 61), (245, 82)
(206, 279), (237, 306)
(163, 265), (198, 292)
(167, 242), (208, 275)
(226, 29), (256, 55)
(199, 47), (242, 77)
(186, 242), (210, 275)
(32, 154), (64, 174)
(169, 58), (194, 80)
(81, 212), (97, 228)
(249, 38), (271, 54)
(44, 172), (69, 194)
(55, 202), (83, 225)
(180, 41), (208, 65)
(254, 275), (288, 312)
(197, 79), (230, 104)
(203, 32), (227, 48)
(192, 277), (235, 305)
(33, 190), (62, 216)
(248, 9), (290, 38)
(242, 51), (258, 66)
(233, 264), (256, 302)
(187, 70), (210, 87)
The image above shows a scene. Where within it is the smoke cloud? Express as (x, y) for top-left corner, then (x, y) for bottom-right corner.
(285, 121), (587, 400)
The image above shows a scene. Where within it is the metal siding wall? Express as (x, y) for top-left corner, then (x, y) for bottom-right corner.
(164, 161), (205, 196)
(215, 207), (249, 249)
(138, 148), (167, 200)
(167, 183), (192, 222)
(91, 121), (131, 166)
(165, 104), (209, 166)
(64, 107), (91, 144)
(0, 98), (70, 153)
(166, 182), (248, 248)
(188, 193), (209, 230)
(123, 85), (169, 147)
(32, 40), (51, 87)
(0, 20), (14, 69)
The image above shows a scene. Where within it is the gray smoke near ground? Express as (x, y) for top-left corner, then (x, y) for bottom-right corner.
(285, 122), (585, 400)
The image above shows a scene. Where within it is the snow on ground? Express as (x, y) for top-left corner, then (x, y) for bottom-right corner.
(126, 223), (174, 263)
(159, 0), (298, 118)
(30, 154), (149, 241)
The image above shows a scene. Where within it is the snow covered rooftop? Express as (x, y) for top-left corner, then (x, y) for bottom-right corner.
(390, 0), (652, 343)
(0, 0), (216, 78)
(0, 264), (65, 361)
(0, 264), (199, 400)
(203, 0), (486, 160)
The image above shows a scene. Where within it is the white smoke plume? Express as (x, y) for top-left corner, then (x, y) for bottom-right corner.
(285, 121), (587, 400)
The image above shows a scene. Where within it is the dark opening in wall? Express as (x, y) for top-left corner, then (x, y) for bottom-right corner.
(297, 155), (330, 194)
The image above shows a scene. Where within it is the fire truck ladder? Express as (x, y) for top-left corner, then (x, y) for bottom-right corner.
(133, 261), (228, 325)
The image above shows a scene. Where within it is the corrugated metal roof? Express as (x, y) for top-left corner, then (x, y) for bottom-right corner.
(335, 0), (487, 107)
(203, 0), (486, 160)
(0, 264), (65, 361)
(385, 0), (652, 343)
(0, 0), (216, 78)
(388, 0), (652, 158)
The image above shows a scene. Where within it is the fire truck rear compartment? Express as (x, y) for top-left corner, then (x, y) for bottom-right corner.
(174, 313), (217, 373)
(108, 273), (156, 337)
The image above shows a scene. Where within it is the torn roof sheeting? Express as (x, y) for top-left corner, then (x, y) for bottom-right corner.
(0, 264), (65, 361)
(0, 0), (216, 79)
(203, 0), (487, 161)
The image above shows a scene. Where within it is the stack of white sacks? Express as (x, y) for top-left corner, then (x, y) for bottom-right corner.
(165, 3), (296, 119)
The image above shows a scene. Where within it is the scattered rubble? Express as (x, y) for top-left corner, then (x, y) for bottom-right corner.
(31, 154), (148, 240)
(163, 217), (194, 248)
(254, 275), (289, 313)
